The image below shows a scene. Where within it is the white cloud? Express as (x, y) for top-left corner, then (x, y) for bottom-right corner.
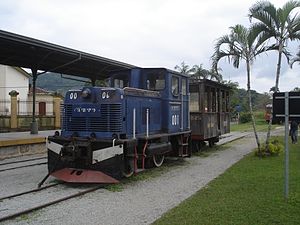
(0, 0), (299, 93)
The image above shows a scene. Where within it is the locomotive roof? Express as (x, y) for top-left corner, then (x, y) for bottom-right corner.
(143, 67), (190, 78)
(0, 29), (135, 80)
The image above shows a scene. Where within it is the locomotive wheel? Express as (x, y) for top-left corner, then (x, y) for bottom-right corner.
(121, 159), (134, 178)
(152, 154), (165, 167)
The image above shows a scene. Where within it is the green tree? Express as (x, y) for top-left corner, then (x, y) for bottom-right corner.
(211, 24), (268, 152)
(249, 0), (300, 151)
(174, 61), (195, 75)
(191, 64), (222, 82)
(191, 64), (210, 79)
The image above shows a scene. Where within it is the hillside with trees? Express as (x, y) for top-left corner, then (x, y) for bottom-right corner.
(36, 72), (90, 96)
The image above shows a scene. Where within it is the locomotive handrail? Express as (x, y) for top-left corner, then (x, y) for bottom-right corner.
(123, 87), (161, 98)
(133, 108), (136, 139)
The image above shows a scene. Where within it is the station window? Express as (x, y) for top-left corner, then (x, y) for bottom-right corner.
(182, 78), (187, 95)
(145, 72), (165, 91)
(172, 76), (179, 96)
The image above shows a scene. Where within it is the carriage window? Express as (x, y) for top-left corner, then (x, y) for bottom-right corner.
(226, 91), (229, 112)
(222, 90), (226, 112)
(212, 88), (216, 112)
(190, 92), (199, 111)
(204, 87), (208, 112)
(146, 72), (165, 91)
(216, 89), (220, 112)
(172, 76), (179, 96)
(182, 78), (187, 95)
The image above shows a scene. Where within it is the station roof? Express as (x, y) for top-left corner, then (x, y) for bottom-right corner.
(0, 30), (136, 80)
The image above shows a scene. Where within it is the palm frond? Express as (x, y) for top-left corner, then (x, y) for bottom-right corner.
(280, 0), (300, 24)
(249, 1), (278, 30)
(290, 46), (300, 67)
(288, 16), (300, 40)
(174, 61), (194, 75)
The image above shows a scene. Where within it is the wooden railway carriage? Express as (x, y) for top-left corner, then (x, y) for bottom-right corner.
(189, 79), (230, 149)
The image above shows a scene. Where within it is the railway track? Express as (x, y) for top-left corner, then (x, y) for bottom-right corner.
(0, 156), (47, 172)
(0, 156), (46, 166)
(0, 183), (60, 202)
(0, 183), (104, 223)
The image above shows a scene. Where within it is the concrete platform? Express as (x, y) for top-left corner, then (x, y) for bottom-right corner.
(0, 130), (57, 159)
(0, 130), (57, 147)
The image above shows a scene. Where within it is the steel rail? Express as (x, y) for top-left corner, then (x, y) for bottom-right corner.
(0, 162), (47, 172)
(0, 156), (47, 166)
(0, 183), (60, 201)
(0, 185), (104, 223)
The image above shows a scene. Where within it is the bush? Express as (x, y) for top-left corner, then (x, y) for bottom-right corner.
(240, 112), (252, 123)
(254, 139), (283, 157)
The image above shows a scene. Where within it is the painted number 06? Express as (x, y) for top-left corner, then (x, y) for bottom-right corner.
(70, 92), (78, 100)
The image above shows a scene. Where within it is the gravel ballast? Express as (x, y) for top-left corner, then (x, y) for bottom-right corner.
(1, 134), (260, 225)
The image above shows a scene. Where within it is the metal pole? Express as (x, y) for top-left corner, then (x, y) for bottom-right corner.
(30, 69), (38, 134)
(133, 108), (136, 139)
(284, 92), (289, 199)
(146, 108), (149, 137)
(181, 92), (183, 131)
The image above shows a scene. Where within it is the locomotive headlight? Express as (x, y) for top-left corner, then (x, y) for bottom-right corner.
(102, 91), (110, 99)
(81, 88), (91, 98)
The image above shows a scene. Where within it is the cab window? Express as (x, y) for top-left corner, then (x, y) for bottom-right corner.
(172, 76), (179, 96)
(182, 78), (187, 95)
(145, 72), (165, 91)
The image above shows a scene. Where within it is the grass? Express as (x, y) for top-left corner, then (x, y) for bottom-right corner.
(105, 157), (190, 192)
(231, 111), (281, 132)
(153, 136), (300, 225)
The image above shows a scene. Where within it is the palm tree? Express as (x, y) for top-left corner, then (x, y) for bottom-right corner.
(191, 64), (223, 82)
(174, 61), (195, 75)
(191, 64), (210, 79)
(211, 24), (268, 152)
(249, 0), (300, 150)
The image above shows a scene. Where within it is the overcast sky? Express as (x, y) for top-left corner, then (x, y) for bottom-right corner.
(0, 0), (299, 93)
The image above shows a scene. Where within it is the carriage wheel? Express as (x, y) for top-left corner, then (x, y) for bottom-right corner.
(152, 154), (165, 167)
(208, 139), (215, 147)
(121, 158), (134, 178)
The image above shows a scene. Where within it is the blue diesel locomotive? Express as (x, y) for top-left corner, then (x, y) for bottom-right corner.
(46, 68), (191, 183)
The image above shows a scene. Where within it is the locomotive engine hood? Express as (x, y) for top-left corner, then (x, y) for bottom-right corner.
(61, 87), (125, 139)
